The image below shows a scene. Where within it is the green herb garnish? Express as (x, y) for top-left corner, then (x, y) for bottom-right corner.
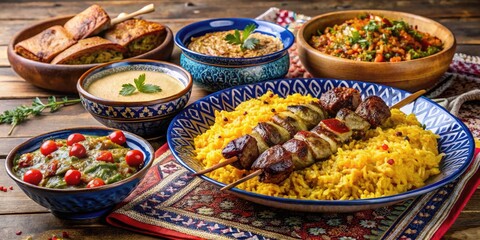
(119, 73), (162, 96)
(0, 96), (81, 135)
(225, 23), (260, 51)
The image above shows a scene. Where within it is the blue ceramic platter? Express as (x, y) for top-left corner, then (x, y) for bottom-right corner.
(167, 78), (475, 212)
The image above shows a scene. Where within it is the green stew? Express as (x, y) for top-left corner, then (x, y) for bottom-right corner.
(13, 131), (144, 189)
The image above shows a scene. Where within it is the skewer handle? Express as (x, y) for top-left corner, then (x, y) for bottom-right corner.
(195, 157), (238, 175)
(221, 169), (262, 191)
(391, 89), (426, 109)
(111, 4), (155, 25)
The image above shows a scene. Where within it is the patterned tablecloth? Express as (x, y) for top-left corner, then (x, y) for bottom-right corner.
(106, 8), (480, 240)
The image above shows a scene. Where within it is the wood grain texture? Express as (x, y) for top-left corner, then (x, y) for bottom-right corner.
(0, 1), (477, 239)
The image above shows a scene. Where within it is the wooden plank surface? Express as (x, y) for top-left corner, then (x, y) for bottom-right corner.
(0, 0), (478, 239)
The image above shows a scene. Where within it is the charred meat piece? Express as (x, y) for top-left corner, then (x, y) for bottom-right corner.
(282, 139), (315, 170)
(287, 105), (321, 129)
(294, 131), (333, 160)
(355, 96), (391, 128)
(251, 145), (294, 184)
(253, 122), (291, 147)
(320, 87), (361, 116)
(249, 131), (270, 153)
(336, 108), (371, 139)
(310, 127), (340, 153)
(275, 111), (308, 133)
(319, 118), (352, 142)
(222, 135), (259, 170)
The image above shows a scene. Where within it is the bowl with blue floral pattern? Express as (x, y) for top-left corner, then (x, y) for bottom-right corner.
(77, 59), (192, 138)
(175, 18), (295, 92)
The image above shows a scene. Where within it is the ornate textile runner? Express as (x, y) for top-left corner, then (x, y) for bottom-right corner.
(106, 146), (479, 239)
(106, 8), (480, 240)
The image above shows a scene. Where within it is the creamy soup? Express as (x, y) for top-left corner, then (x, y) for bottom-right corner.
(87, 70), (184, 101)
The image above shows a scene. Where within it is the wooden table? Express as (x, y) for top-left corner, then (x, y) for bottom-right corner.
(1, 1), (478, 239)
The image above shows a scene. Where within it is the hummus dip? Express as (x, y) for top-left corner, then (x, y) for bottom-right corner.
(188, 31), (283, 58)
(87, 70), (184, 101)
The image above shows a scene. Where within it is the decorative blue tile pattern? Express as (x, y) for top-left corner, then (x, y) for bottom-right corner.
(167, 78), (475, 212)
(81, 92), (191, 119)
(181, 53), (290, 92)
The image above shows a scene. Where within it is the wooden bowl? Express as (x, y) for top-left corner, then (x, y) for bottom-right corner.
(7, 15), (174, 93)
(296, 10), (456, 92)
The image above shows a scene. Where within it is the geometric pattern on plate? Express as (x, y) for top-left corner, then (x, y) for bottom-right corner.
(167, 78), (475, 212)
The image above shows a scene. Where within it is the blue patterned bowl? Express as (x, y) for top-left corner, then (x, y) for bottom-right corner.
(77, 59), (192, 138)
(5, 127), (154, 220)
(174, 18), (295, 92)
(167, 78), (475, 212)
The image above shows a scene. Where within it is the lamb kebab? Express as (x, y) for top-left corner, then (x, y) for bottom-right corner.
(195, 87), (361, 175)
(221, 95), (392, 190)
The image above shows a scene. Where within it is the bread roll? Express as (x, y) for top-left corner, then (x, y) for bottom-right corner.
(51, 36), (125, 65)
(14, 25), (76, 63)
(104, 19), (166, 57)
(64, 4), (110, 41)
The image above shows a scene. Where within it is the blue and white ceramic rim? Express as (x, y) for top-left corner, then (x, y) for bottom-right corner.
(174, 18), (295, 65)
(167, 78), (475, 206)
(5, 127), (154, 193)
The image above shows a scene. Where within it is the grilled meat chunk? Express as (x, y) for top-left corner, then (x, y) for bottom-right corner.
(274, 111), (308, 134)
(287, 105), (321, 129)
(320, 87), (361, 116)
(310, 127), (340, 153)
(294, 131), (333, 160)
(282, 139), (315, 170)
(222, 135), (259, 170)
(251, 145), (294, 183)
(319, 118), (352, 142)
(336, 108), (371, 139)
(355, 96), (391, 128)
(253, 122), (291, 147)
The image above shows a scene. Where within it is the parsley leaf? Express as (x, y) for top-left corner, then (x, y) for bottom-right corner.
(224, 23), (259, 51)
(119, 83), (136, 96)
(225, 32), (241, 45)
(140, 84), (162, 93)
(119, 73), (162, 96)
(243, 38), (260, 50)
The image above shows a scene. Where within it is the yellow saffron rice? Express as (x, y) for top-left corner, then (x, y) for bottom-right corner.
(194, 91), (442, 200)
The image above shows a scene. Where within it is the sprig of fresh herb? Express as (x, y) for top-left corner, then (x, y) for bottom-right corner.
(225, 23), (260, 51)
(0, 96), (81, 135)
(120, 73), (161, 96)
(119, 73), (162, 96)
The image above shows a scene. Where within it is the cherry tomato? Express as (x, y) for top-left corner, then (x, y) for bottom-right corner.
(109, 130), (126, 145)
(69, 143), (87, 158)
(86, 178), (105, 188)
(64, 169), (82, 185)
(67, 133), (86, 146)
(40, 140), (58, 156)
(125, 150), (144, 167)
(23, 169), (43, 185)
(96, 151), (114, 163)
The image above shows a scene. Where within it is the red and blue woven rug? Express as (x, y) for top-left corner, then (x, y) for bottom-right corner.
(106, 144), (480, 240)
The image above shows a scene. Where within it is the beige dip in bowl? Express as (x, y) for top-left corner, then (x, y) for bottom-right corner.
(87, 70), (184, 102)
